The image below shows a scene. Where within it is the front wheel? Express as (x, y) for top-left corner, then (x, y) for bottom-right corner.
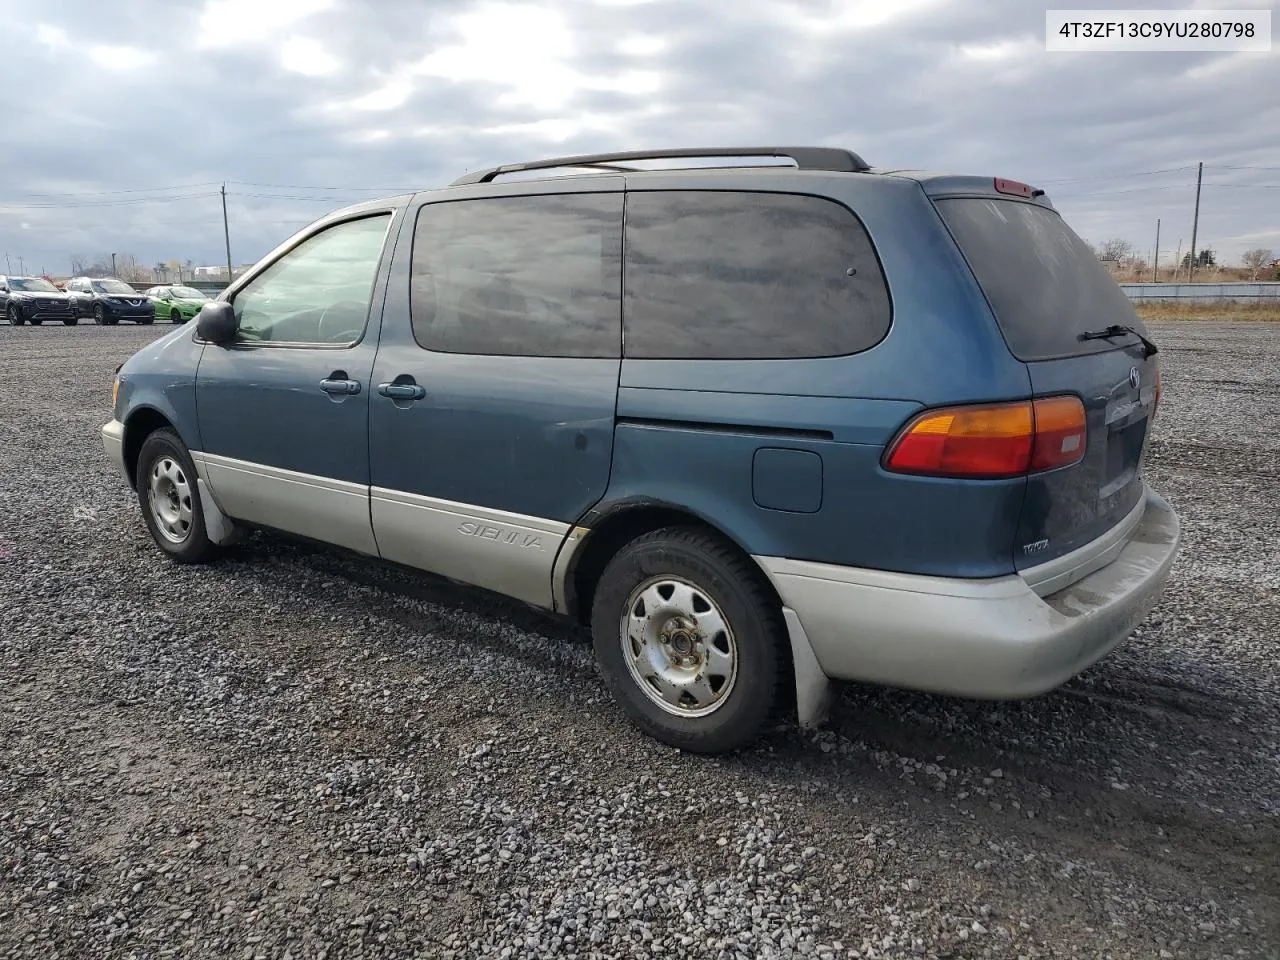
(7, 305), (24, 326)
(136, 428), (220, 564)
(62, 316), (78, 326)
(170, 308), (182, 324)
(591, 527), (786, 754)
(139, 313), (154, 325)
(93, 304), (106, 325)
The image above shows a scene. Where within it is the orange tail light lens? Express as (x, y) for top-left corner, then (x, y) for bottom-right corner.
(884, 396), (1086, 479)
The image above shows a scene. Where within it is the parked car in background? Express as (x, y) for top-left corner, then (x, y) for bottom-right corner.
(101, 146), (1181, 754)
(0, 275), (78, 325)
(65, 277), (155, 325)
(144, 285), (211, 324)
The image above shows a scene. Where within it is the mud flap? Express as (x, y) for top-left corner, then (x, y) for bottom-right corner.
(198, 478), (246, 546)
(783, 607), (834, 729)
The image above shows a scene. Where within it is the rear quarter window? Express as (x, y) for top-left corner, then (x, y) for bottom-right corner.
(935, 198), (1149, 362)
(623, 191), (891, 360)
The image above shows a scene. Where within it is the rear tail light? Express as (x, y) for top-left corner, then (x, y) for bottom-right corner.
(884, 396), (1087, 479)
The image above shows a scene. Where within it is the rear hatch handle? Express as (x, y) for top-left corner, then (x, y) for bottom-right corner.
(1078, 324), (1158, 358)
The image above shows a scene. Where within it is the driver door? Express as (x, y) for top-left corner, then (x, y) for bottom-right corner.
(194, 209), (401, 555)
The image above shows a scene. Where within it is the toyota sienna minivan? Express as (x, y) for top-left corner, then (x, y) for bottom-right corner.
(103, 146), (1180, 753)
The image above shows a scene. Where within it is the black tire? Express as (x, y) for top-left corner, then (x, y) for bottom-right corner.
(139, 312), (154, 325)
(63, 316), (78, 326)
(136, 428), (220, 564)
(29, 315), (42, 326)
(590, 526), (786, 754)
(7, 304), (24, 326)
(93, 304), (106, 325)
(170, 308), (182, 324)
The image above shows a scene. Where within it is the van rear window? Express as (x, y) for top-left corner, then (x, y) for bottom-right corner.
(935, 198), (1149, 362)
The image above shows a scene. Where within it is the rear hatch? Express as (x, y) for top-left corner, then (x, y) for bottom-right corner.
(933, 193), (1159, 573)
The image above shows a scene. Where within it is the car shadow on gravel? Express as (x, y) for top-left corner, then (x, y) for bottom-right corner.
(239, 529), (1278, 827)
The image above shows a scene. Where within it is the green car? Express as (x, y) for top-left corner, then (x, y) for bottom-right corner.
(145, 285), (212, 324)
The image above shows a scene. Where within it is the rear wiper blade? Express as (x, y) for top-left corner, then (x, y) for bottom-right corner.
(1078, 324), (1158, 358)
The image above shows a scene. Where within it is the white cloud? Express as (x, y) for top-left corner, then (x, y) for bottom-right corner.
(280, 37), (342, 76)
(35, 24), (70, 50)
(958, 38), (1036, 62)
(617, 34), (668, 57)
(88, 45), (158, 71)
(346, 81), (413, 112)
(412, 2), (666, 109)
(414, 3), (580, 109)
(197, 0), (335, 48)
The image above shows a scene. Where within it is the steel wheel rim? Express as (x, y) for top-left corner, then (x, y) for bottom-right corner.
(148, 456), (194, 544)
(620, 575), (739, 718)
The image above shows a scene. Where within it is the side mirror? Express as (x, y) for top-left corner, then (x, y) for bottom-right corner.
(196, 300), (238, 344)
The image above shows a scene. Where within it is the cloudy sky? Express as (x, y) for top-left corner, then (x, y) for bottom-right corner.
(1, 0), (1276, 277)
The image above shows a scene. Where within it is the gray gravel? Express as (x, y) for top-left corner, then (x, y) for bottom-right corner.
(1, 320), (1277, 959)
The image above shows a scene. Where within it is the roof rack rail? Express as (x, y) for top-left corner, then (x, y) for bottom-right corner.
(450, 146), (871, 186)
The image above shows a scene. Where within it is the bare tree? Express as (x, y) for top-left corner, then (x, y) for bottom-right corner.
(1242, 248), (1273, 280)
(1097, 238), (1134, 262)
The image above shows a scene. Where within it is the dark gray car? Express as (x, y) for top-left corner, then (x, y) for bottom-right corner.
(0, 276), (78, 325)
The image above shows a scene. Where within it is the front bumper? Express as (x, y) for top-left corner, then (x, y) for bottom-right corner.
(102, 419), (127, 482)
(756, 487), (1180, 699)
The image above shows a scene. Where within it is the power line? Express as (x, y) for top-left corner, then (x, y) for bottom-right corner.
(0, 192), (219, 209)
(9, 181), (221, 199)
(233, 192), (375, 202)
(1037, 165), (1197, 184)
(228, 180), (416, 192)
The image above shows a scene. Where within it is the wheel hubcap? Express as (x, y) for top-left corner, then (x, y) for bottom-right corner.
(621, 576), (738, 717)
(148, 456), (193, 543)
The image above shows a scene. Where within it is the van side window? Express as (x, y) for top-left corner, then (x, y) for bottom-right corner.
(231, 214), (391, 345)
(411, 194), (623, 358)
(623, 191), (892, 360)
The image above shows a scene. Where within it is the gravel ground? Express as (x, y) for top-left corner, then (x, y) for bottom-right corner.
(1, 320), (1276, 960)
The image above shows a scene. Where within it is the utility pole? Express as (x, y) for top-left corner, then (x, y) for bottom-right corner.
(1152, 218), (1161, 283)
(111, 252), (117, 276)
(221, 183), (234, 284)
(17, 257), (25, 275)
(1188, 161), (1203, 282)
(1172, 239), (1182, 282)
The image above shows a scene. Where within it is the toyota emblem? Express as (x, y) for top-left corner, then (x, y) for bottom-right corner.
(1128, 367), (1140, 391)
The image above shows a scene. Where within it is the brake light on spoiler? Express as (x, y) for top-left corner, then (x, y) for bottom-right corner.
(994, 178), (1045, 199)
(884, 396), (1087, 479)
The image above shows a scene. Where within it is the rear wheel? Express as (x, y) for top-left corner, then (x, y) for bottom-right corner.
(7, 304), (24, 326)
(136, 428), (220, 563)
(590, 527), (785, 754)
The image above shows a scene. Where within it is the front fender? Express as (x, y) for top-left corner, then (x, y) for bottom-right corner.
(117, 326), (205, 455)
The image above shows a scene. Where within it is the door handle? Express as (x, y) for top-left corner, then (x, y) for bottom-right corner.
(320, 378), (361, 396)
(378, 382), (426, 401)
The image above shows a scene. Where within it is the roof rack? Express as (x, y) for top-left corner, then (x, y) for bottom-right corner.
(450, 146), (871, 186)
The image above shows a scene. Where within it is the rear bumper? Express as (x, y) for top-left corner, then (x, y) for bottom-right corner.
(102, 419), (127, 482)
(756, 487), (1180, 698)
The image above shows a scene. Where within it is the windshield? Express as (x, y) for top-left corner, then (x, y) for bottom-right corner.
(8, 278), (59, 293)
(935, 198), (1149, 362)
(92, 279), (137, 295)
(171, 286), (208, 299)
